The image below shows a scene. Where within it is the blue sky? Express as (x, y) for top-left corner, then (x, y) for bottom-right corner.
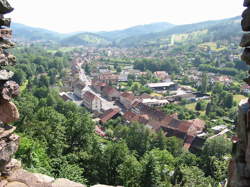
(8, 0), (244, 33)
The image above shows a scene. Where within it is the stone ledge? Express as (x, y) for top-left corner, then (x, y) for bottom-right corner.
(1, 168), (123, 187)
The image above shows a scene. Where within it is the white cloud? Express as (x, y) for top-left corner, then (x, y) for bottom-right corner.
(7, 0), (244, 33)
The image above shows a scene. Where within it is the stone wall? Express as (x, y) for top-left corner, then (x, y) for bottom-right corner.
(0, 0), (20, 178)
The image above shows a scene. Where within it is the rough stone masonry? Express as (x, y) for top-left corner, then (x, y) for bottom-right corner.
(0, 0), (21, 178)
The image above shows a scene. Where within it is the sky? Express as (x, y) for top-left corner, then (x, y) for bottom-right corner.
(7, 0), (244, 33)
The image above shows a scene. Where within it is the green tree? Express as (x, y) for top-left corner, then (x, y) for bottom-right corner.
(118, 155), (142, 187)
(201, 73), (208, 93)
(173, 166), (214, 187)
(195, 102), (202, 111)
(12, 69), (26, 85)
(58, 163), (87, 184)
(114, 123), (152, 157)
(16, 135), (52, 175)
(224, 93), (234, 108)
(101, 141), (129, 185)
(141, 149), (175, 187)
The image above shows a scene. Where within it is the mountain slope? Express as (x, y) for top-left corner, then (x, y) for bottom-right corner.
(60, 32), (112, 46)
(12, 16), (241, 47)
(117, 16), (242, 47)
(98, 22), (175, 41)
(12, 23), (65, 42)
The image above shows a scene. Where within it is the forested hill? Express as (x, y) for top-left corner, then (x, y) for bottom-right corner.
(97, 22), (175, 41)
(118, 16), (242, 47)
(12, 16), (241, 47)
(12, 23), (64, 42)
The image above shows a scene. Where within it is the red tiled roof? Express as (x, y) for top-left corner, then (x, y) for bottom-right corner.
(123, 111), (149, 124)
(139, 93), (152, 99)
(83, 91), (98, 102)
(92, 80), (107, 87)
(123, 111), (138, 122)
(100, 108), (120, 123)
(132, 101), (166, 121)
(103, 86), (120, 96)
(99, 73), (119, 80)
(121, 92), (135, 101)
(189, 119), (205, 132)
(183, 136), (195, 150)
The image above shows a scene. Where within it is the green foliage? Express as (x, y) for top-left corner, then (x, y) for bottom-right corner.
(114, 123), (152, 157)
(134, 58), (181, 75)
(162, 104), (197, 120)
(118, 155), (142, 187)
(57, 163), (87, 184)
(141, 149), (175, 187)
(16, 135), (52, 174)
(174, 166), (214, 187)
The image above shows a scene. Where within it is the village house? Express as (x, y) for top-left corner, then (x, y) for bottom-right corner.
(98, 73), (119, 85)
(73, 82), (85, 99)
(141, 98), (169, 107)
(102, 85), (120, 101)
(59, 92), (72, 102)
(119, 72), (129, 82)
(99, 108), (121, 124)
(119, 92), (137, 109)
(123, 101), (206, 151)
(91, 80), (107, 93)
(212, 75), (232, 86)
(82, 91), (102, 113)
(147, 82), (177, 91)
(154, 71), (171, 82)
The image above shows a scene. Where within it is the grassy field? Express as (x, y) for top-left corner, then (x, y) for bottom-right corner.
(199, 42), (226, 51)
(47, 47), (76, 53)
(234, 94), (247, 104)
(185, 103), (196, 111)
(184, 102), (206, 116)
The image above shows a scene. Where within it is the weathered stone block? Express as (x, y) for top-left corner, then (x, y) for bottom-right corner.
(0, 0), (13, 14)
(5, 182), (28, 187)
(33, 173), (55, 183)
(241, 33), (250, 47)
(0, 101), (19, 123)
(7, 169), (52, 187)
(244, 0), (250, 7)
(0, 135), (19, 171)
(0, 53), (8, 66)
(0, 180), (8, 187)
(2, 158), (21, 176)
(52, 179), (87, 187)
(0, 69), (13, 80)
(0, 18), (11, 27)
(0, 124), (16, 139)
(0, 28), (11, 38)
(242, 8), (250, 31)
(242, 48), (250, 65)
(0, 37), (15, 49)
(1, 81), (20, 101)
